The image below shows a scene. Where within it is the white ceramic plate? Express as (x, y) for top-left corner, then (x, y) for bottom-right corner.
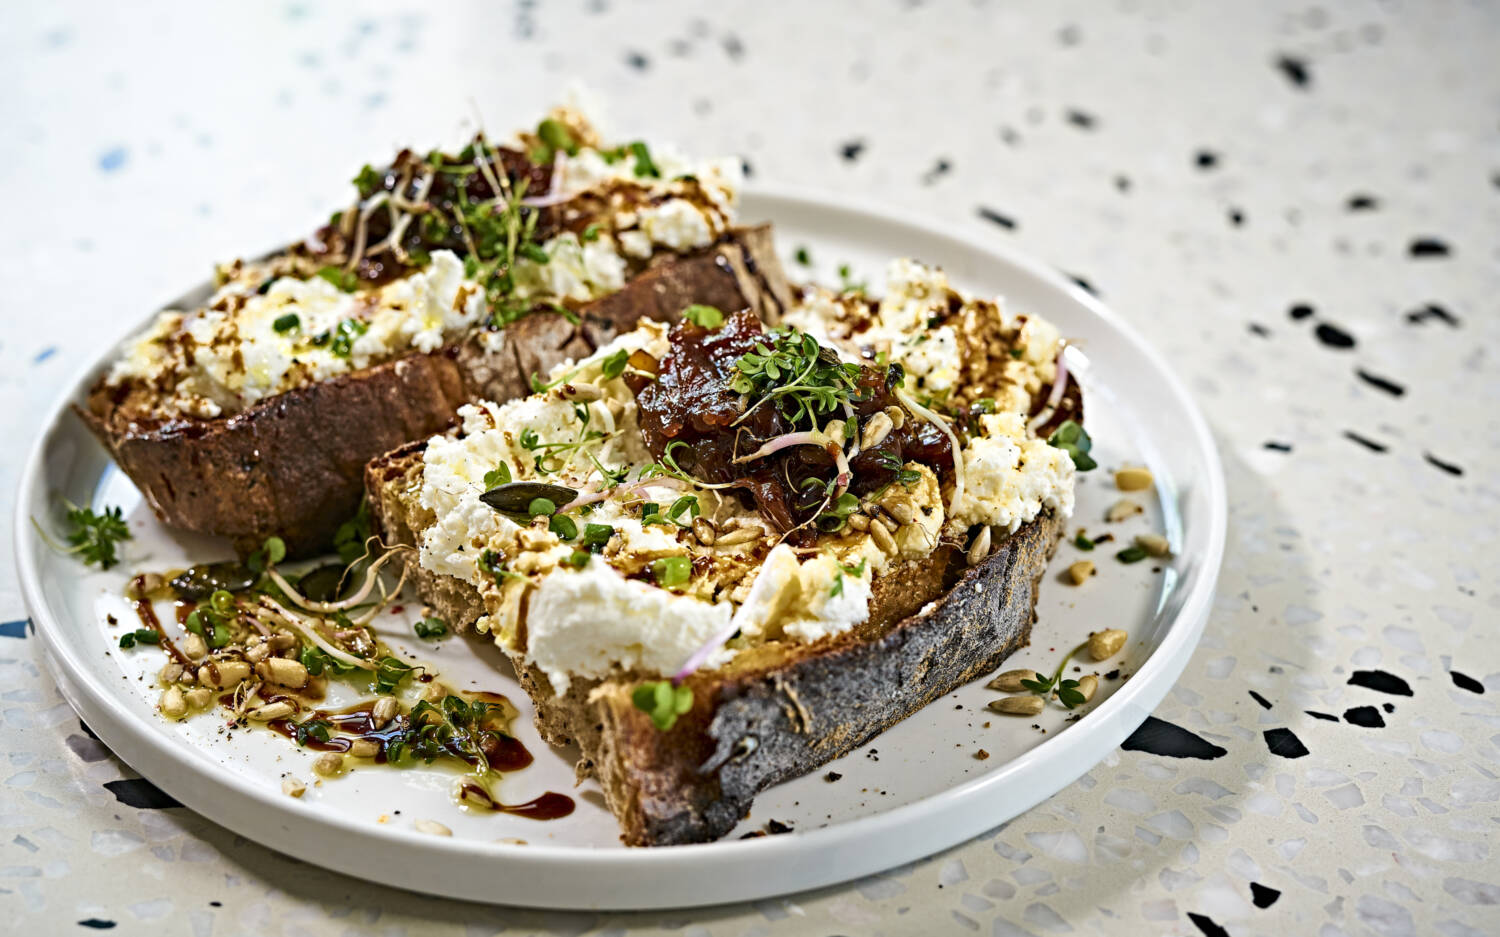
(14, 188), (1226, 910)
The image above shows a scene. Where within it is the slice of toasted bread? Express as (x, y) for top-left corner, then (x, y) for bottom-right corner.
(366, 439), (1063, 845)
(80, 228), (791, 557)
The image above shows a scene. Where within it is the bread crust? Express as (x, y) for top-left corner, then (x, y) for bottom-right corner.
(82, 227), (791, 557)
(366, 440), (1063, 845)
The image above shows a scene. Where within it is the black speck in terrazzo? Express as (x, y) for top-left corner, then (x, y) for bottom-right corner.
(1065, 273), (1098, 296)
(739, 157), (754, 178)
(1405, 303), (1460, 327)
(1343, 705), (1386, 728)
(1306, 711), (1339, 721)
(721, 32), (744, 60)
(1188, 911), (1231, 937)
(1346, 193), (1380, 211)
(839, 139), (866, 163)
(1383, 702), (1395, 713)
(1121, 716), (1228, 760)
(1348, 669), (1413, 696)
(999, 126), (1022, 146)
(1263, 441), (1293, 452)
(1248, 323), (1272, 338)
(104, 777), (181, 809)
(1248, 690), (1273, 709)
(1274, 54), (1312, 89)
(1057, 24), (1081, 46)
(921, 158), (952, 185)
(1194, 149), (1220, 170)
(1288, 303), (1314, 321)
(1314, 322), (1356, 349)
(1408, 237), (1451, 258)
(1227, 207), (1245, 227)
(1064, 108), (1097, 130)
(624, 50), (649, 71)
(1114, 174), (1132, 193)
(1451, 671), (1484, 694)
(1343, 430), (1388, 453)
(1355, 368), (1405, 397)
(825, 771), (843, 782)
(1250, 882), (1282, 908)
(977, 206), (1017, 230)
(77, 922), (117, 931)
(1263, 727), (1310, 759)
(1423, 452), (1464, 477)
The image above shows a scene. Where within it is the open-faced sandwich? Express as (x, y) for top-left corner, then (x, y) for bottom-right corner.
(367, 259), (1084, 845)
(80, 105), (790, 557)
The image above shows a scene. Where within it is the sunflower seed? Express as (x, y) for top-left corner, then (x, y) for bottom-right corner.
(1088, 628), (1128, 661)
(870, 520), (897, 555)
(1078, 674), (1099, 702)
(158, 662), (184, 684)
(248, 701), (295, 722)
(281, 776), (306, 798)
(860, 411), (894, 449)
(312, 753), (344, 778)
(715, 527), (762, 547)
(347, 738), (380, 758)
(888, 501), (916, 526)
(414, 819), (453, 837)
(988, 696), (1045, 716)
(371, 696), (398, 729)
(987, 669), (1044, 692)
(184, 687), (213, 709)
(883, 405), (906, 431)
(198, 659), (250, 688)
(181, 633), (208, 660)
(160, 686), (187, 719)
(1134, 533), (1171, 557)
(1114, 466), (1154, 491)
(1105, 499), (1142, 523)
(692, 517), (717, 546)
(258, 657), (308, 688)
(846, 512), (870, 532)
(967, 526), (992, 566)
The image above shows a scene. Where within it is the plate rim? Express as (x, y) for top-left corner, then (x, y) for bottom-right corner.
(14, 184), (1227, 909)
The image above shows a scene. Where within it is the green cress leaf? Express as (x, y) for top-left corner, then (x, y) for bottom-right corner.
(528, 497), (557, 518)
(1074, 531), (1095, 551)
(333, 501), (372, 565)
(793, 246), (812, 266)
(58, 502), (131, 570)
(682, 304), (725, 329)
(581, 223), (601, 242)
(549, 514), (578, 540)
(631, 680), (693, 730)
(414, 618), (448, 639)
(536, 118), (579, 157)
(483, 463), (513, 488)
(352, 164), (383, 198)
(373, 656), (416, 695)
(629, 141), (660, 178)
(247, 535), (286, 574)
(316, 266), (359, 293)
(600, 348), (629, 380)
(1047, 420), (1097, 471)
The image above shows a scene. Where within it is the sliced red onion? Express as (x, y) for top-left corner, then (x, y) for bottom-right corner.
(671, 615), (741, 685)
(1027, 346), (1071, 433)
(733, 431), (823, 463)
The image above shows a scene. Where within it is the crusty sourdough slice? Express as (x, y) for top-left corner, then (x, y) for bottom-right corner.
(79, 227), (791, 558)
(366, 440), (1063, 846)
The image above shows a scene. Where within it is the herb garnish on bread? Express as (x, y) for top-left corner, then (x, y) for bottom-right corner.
(367, 260), (1084, 844)
(79, 105), (790, 556)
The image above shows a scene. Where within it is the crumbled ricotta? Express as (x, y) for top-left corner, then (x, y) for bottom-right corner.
(524, 557), (734, 694)
(950, 412), (1076, 533)
(732, 544), (873, 644)
(110, 250), (483, 418)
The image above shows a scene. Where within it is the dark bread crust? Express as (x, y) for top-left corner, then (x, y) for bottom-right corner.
(365, 439), (1063, 845)
(81, 227), (791, 558)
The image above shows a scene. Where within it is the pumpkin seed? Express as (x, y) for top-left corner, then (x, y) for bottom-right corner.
(170, 561), (256, 600)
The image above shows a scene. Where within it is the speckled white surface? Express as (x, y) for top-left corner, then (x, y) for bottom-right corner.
(3, 2), (1497, 935)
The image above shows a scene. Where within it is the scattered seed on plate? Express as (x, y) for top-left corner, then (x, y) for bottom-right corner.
(1115, 466), (1154, 491)
(1078, 674), (1099, 702)
(312, 752), (344, 778)
(414, 819), (453, 837)
(1135, 533), (1171, 557)
(987, 669), (1043, 692)
(988, 696), (1045, 716)
(282, 777), (306, 798)
(1088, 628), (1128, 661)
(1067, 560), (1095, 585)
(1106, 499), (1143, 522)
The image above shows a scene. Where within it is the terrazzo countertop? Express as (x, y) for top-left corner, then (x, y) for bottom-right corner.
(3, 2), (1497, 934)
